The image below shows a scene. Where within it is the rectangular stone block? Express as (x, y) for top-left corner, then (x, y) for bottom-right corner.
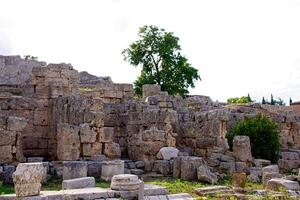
(62, 177), (95, 190)
(99, 127), (114, 143)
(7, 116), (27, 131)
(33, 110), (48, 126)
(63, 161), (88, 180)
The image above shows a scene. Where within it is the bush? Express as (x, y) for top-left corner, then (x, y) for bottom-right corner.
(227, 115), (280, 163)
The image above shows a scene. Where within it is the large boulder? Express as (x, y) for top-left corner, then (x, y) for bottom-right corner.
(156, 147), (179, 160)
(265, 178), (300, 191)
(12, 162), (47, 197)
(233, 136), (252, 162)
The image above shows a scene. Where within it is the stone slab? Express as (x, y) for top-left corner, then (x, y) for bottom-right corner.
(62, 177), (95, 190)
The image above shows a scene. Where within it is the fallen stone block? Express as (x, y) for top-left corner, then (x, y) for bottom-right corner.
(266, 178), (300, 191)
(253, 159), (271, 168)
(197, 164), (218, 184)
(195, 186), (233, 196)
(232, 172), (246, 188)
(101, 160), (124, 181)
(13, 162), (47, 197)
(63, 161), (87, 180)
(62, 177), (95, 190)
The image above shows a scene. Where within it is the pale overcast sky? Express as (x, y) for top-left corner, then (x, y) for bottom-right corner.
(1, 0), (300, 103)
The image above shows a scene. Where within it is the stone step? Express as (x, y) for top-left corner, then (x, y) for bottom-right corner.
(62, 177), (95, 190)
(145, 193), (194, 200)
(195, 186), (233, 196)
(0, 184), (167, 200)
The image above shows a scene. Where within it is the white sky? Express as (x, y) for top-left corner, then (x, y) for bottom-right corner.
(1, 0), (300, 103)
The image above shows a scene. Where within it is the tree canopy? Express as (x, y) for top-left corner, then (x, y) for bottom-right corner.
(227, 94), (254, 104)
(122, 25), (200, 97)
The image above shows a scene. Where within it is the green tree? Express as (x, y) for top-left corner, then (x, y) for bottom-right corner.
(270, 94), (275, 105)
(122, 25), (201, 97)
(262, 97), (266, 104)
(290, 97), (293, 105)
(226, 115), (280, 163)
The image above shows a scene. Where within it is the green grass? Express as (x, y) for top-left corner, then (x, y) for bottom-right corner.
(42, 177), (62, 191)
(0, 182), (14, 195)
(95, 178), (110, 188)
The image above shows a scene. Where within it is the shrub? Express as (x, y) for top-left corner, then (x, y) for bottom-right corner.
(227, 115), (280, 163)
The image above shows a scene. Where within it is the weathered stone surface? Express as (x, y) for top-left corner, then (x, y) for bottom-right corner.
(62, 177), (95, 190)
(135, 161), (145, 169)
(57, 123), (80, 161)
(27, 157), (44, 163)
(157, 147), (179, 160)
(195, 186), (232, 196)
(99, 127), (114, 143)
(110, 174), (141, 191)
(101, 160), (124, 181)
(63, 161), (87, 180)
(197, 163), (218, 184)
(233, 136), (252, 162)
(232, 173), (246, 188)
(79, 123), (97, 143)
(263, 172), (282, 186)
(131, 169), (144, 175)
(87, 161), (102, 178)
(180, 156), (205, 180)
(143, 85), (161, 98)
(7, 116), (27, 131)
(266, 178), (300, 191)
(103, 142), (121, 159)
(253, 159), (271, 168)
(153, 160), (171, 176)
(248, 167), (262, 183)
(13, 162), (47, 197)
(262, 165), (279, 174)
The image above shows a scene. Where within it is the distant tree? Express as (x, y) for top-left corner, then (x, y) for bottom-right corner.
(290, 98), (293, 105)
(275, 98), (285, 106)
(247, 93), (253, 103)
(23, 55), (38, 60)
(262, 97), (266, 104)
(270, 94), (275, 105)
(122, 25), (201, 97)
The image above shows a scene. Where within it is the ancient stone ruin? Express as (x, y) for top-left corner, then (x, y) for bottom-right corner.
(1, 55), (300, 199)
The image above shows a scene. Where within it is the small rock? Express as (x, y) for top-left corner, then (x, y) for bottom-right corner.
(131, 169), (144, 175)
(157, 147), (179, 160)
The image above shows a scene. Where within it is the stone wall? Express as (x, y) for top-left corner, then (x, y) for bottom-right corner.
(1, 55), (300, 171)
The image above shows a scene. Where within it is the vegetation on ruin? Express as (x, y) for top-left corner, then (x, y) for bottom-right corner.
(227, 114), (281, 163)
(122, 25), (201, 97)
(227, 94), (253, 104)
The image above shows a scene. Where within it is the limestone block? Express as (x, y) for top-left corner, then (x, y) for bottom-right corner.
(232, 173), (246, 188)
(79, 123), (97, 143)
(233, 136), (252, 162)
(156, 147), (179, 160)
(87, 161), (102, 178)
(265, 178), (300, 191)
(63, 161), (87, 180)
(219, 161), (236, 174)
(91, 154), (107, 161)
(99, 127), (114, 143)
(0, 145), (13, 163)
(57, 123), (80, 161)
(13, 163), (47, 197)
(111, 174), (141, 191)
(262, 165), (279, 174)
(235, 162), (250, 174)
(33, 110), (48, 126)
(180, 156), (205, 180)
(142, 84), (161, 98)
(0, 129), (16, 146)
(131, 169), (144, 175)
(135, 161), (145, 169)
(101, 160), (124, 181)
(278, 159), (300, 171)
(27, 157), (44, 163)
(248, 167), (262, 183)
(62, 177), (95, 190)
(153, 160), (171, 175)
(197, 164), (218, 184)
(103, 142), (121, 159)
(262, 172), (282, 186)
(253, 159), (271, 168)
(7, 116), (27, 131)
(281, 151), (299, 160)
(173, 156), (182, 179)
(142, 127), (165, 142)
(91, 142), (103, 155)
